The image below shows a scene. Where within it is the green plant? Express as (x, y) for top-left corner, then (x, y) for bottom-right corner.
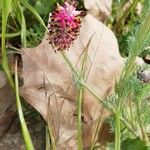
(1, 0), (150, 150)
(61, 1), (150, 150)
(0, 0), (48, 149)
(15, 58), (34, 150)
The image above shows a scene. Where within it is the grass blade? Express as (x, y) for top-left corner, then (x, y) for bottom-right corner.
(20, 6), (27, 47)
(1, 0), (14, 88)
(45, 125), (51, 150)
(15, 58), (34, 150)
(20, 0), (47, 30)
(0, 31), (21, 38)
(12, 0), (26, 47)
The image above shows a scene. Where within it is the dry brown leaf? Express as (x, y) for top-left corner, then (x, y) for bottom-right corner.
(20, 14), (123, 148)
(84, 0), (112, 22)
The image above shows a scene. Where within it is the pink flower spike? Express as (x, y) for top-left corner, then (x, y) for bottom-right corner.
(64, 2), (81, 16)
(48, 1), (82, 51)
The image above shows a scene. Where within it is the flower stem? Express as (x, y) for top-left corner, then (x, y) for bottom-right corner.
(77, 87), (83, 150)
(115, 107), (121, 150)
(61, 52), (112, 112)
(62, 52), (84, 149)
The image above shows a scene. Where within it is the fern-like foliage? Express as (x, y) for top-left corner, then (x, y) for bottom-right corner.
(106, 0), (150, 148)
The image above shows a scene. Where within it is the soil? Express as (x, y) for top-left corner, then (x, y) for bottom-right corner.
(0, 116), (45, 150)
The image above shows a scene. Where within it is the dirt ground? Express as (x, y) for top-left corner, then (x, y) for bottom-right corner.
(0, 116), (45, 150)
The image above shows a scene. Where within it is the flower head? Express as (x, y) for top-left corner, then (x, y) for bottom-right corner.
(48, 1), (82, 51)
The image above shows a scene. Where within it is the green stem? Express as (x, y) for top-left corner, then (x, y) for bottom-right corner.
(20, 0), (47, 30)
(90, 109), (104, 150)
(121, 117), (139, 138)
(45, 125), (51, 150)
(77, 87), (83, 150)
(47, 100), (56, 150)
(62, 52), (84, 149)
(136, 13), (150, 48)
(0, 31), (21, 38)
(47, 121), (56, 150)
(136, 102), (149, 144)
(15, 59), (34, 150)
(61, 52), (140, 149)
(114, 0), (139, 32)
(61, 52), (80, 79)
(115, 108), (121, 150)
(83, 81), (113, 112)
(61, 52), (112, 113)
(129, 99), (134, 128)
(2, 0), (14, 88)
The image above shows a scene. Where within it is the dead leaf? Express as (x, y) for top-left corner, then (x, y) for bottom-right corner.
(83, 0), (112, 22)
(20, 14), (123, 148)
